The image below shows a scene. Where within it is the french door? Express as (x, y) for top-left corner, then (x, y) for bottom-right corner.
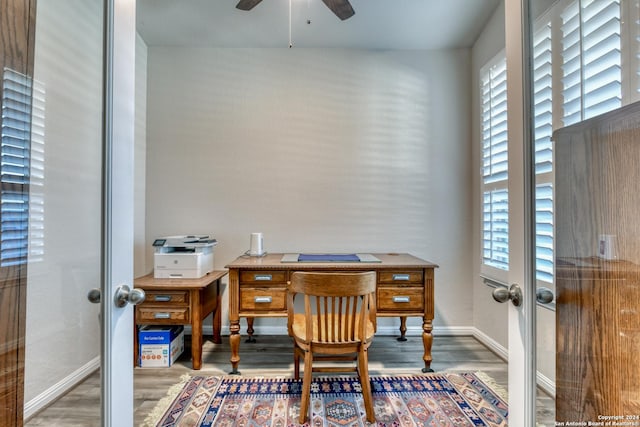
(0, 0), (137, 425)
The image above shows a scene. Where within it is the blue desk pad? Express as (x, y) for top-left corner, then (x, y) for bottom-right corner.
(298, 253), (360, 262)
(280, 253), (381, 263)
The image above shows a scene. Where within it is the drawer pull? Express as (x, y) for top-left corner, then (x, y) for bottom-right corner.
(153, 312), (171, 319)
(393, 274), (410, 281)
(393, 296), (411, 303)
(254, 274), (273, 281)
(254, 296), (273, 303)
(154, 295), (171, 302)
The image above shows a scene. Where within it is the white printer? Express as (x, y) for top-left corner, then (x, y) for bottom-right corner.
(153, 235), (217, 279)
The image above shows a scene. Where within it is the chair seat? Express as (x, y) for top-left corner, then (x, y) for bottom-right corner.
(291, 313), (375, 343)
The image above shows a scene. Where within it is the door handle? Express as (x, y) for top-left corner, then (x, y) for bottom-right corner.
(87, 288), (101, 304)
(492, 283), (522, 307)
(114, 285), (146, 308)
(536, 287), (554, 304)
(88, 285), (146, 307)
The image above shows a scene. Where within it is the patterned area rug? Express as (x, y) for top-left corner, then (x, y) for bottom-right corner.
(144, 373), (508, 426)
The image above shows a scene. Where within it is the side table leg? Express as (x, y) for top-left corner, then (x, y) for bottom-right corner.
(133, 323), (139, 367)
(397, 316), (407, 342)
(422, 319), (434, 372)
(191, 291), (203, 370)
(213, 281), (222, 344)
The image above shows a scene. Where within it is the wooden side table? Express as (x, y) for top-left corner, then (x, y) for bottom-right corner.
(133, 270), (227, 370)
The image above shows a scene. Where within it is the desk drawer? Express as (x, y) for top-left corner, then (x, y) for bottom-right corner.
(377, 287), (424, 311)
(136, 306), (190, 322)
(240, 287), (287, 311)
(378, 270), (423, 284)
(240, 270), (287, 284)
(143, 290), (189, 304)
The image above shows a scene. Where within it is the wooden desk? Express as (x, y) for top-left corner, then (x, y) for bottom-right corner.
(133, 270), (227, 370)
(225, 253), (437, 374)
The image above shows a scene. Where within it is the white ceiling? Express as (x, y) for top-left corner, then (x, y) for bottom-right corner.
(136, 0), (501, 50)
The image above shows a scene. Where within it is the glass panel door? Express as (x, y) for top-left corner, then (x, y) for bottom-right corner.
(15, 0), (137, 425)
(528, 0), (639, 424)
(22, 0), (105, 423)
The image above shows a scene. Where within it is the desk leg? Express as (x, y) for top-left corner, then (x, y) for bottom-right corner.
(228, 269), (241, 374)
(422, 319), (434, 372)
(245, 317), (256, 343)
(191, 290), (203, 370)
(229, 322), (241, 375)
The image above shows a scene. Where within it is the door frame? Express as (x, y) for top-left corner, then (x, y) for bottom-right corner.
(505, 0), (538, 425)
(101, 0), (136, 425)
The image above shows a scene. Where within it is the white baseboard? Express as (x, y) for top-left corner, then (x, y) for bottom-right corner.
(189, 324), (473, 337)
(535, 371), (556, 397)
(471, 327), (556, 397)
(24, 357), (100, 421)
(471, 327), (508, 360)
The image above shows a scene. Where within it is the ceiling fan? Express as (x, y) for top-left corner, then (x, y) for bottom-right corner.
(236, 0), (355, 21)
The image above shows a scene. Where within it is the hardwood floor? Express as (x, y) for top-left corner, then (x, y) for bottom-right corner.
(25, 334), (555, 426)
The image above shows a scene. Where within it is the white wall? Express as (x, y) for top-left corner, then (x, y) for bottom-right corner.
(143, 47), (474, 334)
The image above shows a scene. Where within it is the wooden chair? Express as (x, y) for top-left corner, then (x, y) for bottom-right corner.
(287, 271), (377, 423)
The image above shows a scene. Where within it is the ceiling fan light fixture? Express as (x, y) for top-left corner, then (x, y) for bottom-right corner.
(235, 0), (355, 21)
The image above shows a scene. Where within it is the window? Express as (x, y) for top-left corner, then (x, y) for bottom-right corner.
(1, 68), (45, 267)
(560, 0), (621, 126)
(533, 23), (554, 284)
(527, 0), (624, 286)
(479, 0), (627, 284)
(1, 68), (33, 267)
(480, 54), (509, 274)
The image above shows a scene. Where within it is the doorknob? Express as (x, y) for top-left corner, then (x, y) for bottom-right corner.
(114, 285), (146, 308)
(492, 283), (522, 307)
(536, 287), (554, 304)
(88, 286), (146, 307)
(87, 288), (101, 304)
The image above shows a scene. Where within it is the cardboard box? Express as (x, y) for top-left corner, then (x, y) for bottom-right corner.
(138, 325), (184, 368)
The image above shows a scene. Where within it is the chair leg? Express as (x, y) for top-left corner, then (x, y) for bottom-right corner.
(358, 347), (375, 423)
(299, 349), (313, 424)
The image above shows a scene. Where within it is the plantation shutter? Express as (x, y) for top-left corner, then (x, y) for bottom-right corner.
(561, 0), (621, 126)
(481, 55), (509, 272)
(1, 68), (32, 267)
(533, 23), (554, 284)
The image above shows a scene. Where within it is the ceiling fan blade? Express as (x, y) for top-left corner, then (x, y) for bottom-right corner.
(321, 0), (355, 20)
(236, 0), (264, 11)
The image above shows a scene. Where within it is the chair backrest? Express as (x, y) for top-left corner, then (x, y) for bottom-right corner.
(288, 271), (376, 344)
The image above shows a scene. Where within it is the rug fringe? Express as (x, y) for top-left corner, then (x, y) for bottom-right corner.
(474, 371), (509, 401)
(141, 373), (192, 427)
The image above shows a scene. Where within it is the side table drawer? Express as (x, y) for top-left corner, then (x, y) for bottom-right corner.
(240, 287), (287, 311)
(144, 290), (189, 304)
(136, 306), (190, 322)
(377, 287), (424, 311)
